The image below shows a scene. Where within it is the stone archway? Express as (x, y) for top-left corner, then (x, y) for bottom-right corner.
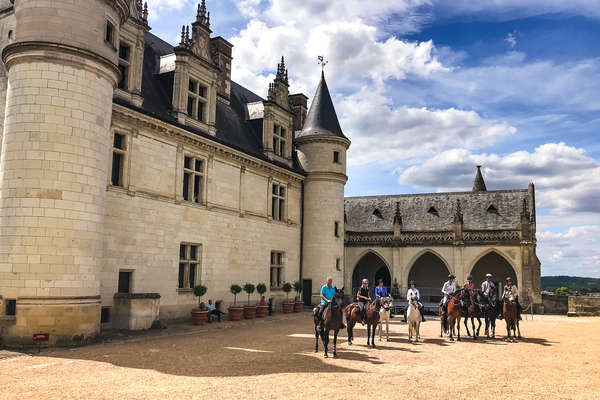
(352, 251), (391, 299)
(470, 251), (517, 298)
(407, 251), (451, 303)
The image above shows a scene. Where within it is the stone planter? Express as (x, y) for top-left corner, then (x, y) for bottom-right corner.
(256, 305), (268, 318)
(243, 305), (257, 319)
(282, 302), (294, 313)
(190, 309), (208, 325)
(294, 301), (303, 312)
(113, 293), (160, 331)
(228, 306), (244, 321)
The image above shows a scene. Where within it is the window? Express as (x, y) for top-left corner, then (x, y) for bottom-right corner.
(271, 182), (286, 221)
(270, 251), (284, 288)
(272, 124), (287, 157)
(427, 206), (439, 216)
(111, 133), (126, 187)
(118, 42), (130, 90)
(101, 307), (111, 323)
(333, 151), (340, 163)
(179, 243), (200, 290)
(372, 209), (383, 219)
(7, 30), (12, 40)
(336, 258), (342, 271)
(105, 21), (115, 47)
(334, 221), (340, 237)
(5, 299), (16, 316)
(118, 271), (131, 294)
(187, 77), (207, 122)
(182, 156), (205, 204)
(487, 204), (499, 214)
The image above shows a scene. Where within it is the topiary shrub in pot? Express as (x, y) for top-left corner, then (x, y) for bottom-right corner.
(282, 282), (294, 313)
(293, 280), (303, 312)
(243, 283), (256, 319)
(256, 283), (268, 318)
(228, 284), (244, 321)
(191, 285), (208, 325)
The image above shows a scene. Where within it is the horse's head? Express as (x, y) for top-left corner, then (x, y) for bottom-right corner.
(409, 295), (419, 308)
(373, 297), (382, 310)
(381, 295), (393, 310)
(453, 291), (462, 300)
(332, 287), (345, 309)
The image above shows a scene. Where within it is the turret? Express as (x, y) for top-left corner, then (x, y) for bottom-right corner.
(296, 71), (350, 302)
(0, 0), (129, 346)
(472, 165), (487, 192)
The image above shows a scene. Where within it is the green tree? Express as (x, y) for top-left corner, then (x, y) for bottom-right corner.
(555, 286), (571, 296)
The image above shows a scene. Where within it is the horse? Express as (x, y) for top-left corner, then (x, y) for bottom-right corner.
(477, 290), (498, 338)
(406, 294), (421, 343)
(503, 297), (521, 342)
(462, 290), (482, 339)
(378, 295), (393, 342)
(440, 291), (462, 341)
(313, 287), (345, 358)
(345, 297), (382, 348)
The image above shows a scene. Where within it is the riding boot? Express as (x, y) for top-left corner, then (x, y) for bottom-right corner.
(420, 307), (425, 322)
(361, 308), (366, 326)
(402, 309), (407, 323)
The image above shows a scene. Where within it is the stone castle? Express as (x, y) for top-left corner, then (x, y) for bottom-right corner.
(0, 1), (540, 346)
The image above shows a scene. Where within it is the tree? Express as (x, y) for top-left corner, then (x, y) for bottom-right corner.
(282, 282), (293, 302)
(230, 284), (242, 305)
(555, 286), (571, 296)
(243, 283), (255, 306)
(193, 285), (207, 309)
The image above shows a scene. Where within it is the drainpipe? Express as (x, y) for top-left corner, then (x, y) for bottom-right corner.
(299, 180), (304, 282)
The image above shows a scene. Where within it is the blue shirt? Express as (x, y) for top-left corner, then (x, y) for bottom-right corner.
(375, 286), (388, 298)
(320, 284), (336, 306)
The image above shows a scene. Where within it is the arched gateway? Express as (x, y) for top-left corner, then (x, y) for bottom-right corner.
(352, 251), (391, 298)
(471, 251), (518, 297)
(408, 252), (450, 303)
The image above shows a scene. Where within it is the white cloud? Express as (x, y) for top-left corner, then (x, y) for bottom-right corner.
(504, 32), (517, 48)
(338, 87), (515, 165)
(538, 226), (600, 278)
(146, 0), (190, 21)
(397, 142), (600, 214)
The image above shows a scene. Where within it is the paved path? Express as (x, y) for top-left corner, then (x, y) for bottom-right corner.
(1, 313), (598, 399)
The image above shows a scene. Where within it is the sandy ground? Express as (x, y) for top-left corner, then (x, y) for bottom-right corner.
(1, 314), (599, 400)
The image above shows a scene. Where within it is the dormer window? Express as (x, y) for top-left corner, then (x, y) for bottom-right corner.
(273, 124), (287, 157)
(427, 206), (439, 216)
(487, 204), (499, 214)
(373, 209), (383, 219)
(187, 78), (207, 123)
(118, 42), (130, 90)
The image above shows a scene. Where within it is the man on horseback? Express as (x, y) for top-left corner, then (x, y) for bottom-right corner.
(317, 277), (345, 329)
(356, 278), (371, 325)
(375, 279), (388, 298)
(441, 274), (456, 317)
(482, 273), (496, 298)
(501, 277), (522, 320)
(403, 281), (426, 323)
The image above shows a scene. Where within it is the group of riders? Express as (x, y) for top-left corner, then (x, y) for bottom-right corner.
(316, 273), (521, 326)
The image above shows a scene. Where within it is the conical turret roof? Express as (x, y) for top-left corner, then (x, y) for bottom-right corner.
(297, 71), (347, 139)
(472, 166), (487, 192)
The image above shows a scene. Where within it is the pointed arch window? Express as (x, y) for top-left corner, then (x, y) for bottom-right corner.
(487, 204), (499, 214)
(427, 206), (439, 216)
(372, 209), (384, 219)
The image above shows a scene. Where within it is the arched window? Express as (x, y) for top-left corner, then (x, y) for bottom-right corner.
(487, 204), (498, 214)
(372, 209), (383, 219)
(427, 206), (439, 216)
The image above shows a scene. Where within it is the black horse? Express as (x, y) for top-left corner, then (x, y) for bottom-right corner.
(476, 289), (500, 338)
(461, 289), (482, 339)
(313, 287), (345, 358)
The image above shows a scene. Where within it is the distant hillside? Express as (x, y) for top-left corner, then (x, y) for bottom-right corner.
(542, 276), (600, 294)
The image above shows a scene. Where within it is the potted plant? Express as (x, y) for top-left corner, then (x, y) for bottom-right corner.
(191, 285), (208, 325)
(282, 282), (294, 313)
(256, 283), (268, 318)
(243, 283), (256, 319)
(228, 284), (244, 321)
(293, 280), (304, 312)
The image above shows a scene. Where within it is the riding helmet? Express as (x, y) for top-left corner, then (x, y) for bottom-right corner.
(485, 273), (493, 278)
(409, 280), (415, 286)
(448, 274), (455, 279)
(362, 278), (369, 284)
(466, 274), (473, 280)
(506, 277), (513, 282)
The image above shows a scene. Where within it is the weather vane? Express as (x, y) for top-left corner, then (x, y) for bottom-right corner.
(318, 56), (328, 71)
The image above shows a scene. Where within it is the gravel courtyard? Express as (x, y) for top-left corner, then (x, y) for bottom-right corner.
(1, 313), (598, 400)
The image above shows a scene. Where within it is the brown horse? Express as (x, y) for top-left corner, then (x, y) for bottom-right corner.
(313, 288), (345, 358)
(502, 298), (521, 341)
(440, 291), (462, 341)
(345, 298), (382, 348)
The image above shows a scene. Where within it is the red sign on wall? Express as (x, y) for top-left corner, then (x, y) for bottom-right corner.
(32, 333), (49, 343)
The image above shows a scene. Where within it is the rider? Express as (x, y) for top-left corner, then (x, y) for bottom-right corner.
(501, 277), (522, 320)
(481, 273), (496, 298)
(462, 274), (475, 309)
(356, 278), (371, 325)
(318, 277), (335, 322)
(375, 279), (388, 298)
(441, 274), (456, 317)
(403, 280), (426, 323)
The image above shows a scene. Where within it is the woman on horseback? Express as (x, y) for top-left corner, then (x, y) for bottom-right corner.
(502, 277), (522, 320)
(356, 278), (371, 325)
(375, 279), (388, 298)
(403, 281), (426, 323)
(441, 274), (456, 317)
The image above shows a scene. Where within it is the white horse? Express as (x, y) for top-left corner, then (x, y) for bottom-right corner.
(407, 295), (421, 343)
(378, 295), (393, 341)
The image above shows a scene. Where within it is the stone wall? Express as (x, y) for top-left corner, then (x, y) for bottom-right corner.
(542, 293), (568, 314)
(568, 296), (600, 317)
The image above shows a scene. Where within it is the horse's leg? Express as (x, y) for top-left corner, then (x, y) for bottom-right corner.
(416, 321), (420, 342)
(386, 317), (390, 341)
(378, 319), (382, 341)
(517, 319), (521, 339)
(485, 316), (489, 338)
(323, 329), (329, 357)
(347, 322), (352, 345)
(315, 325), (319, 353)
(457, 316), (461, 341)
(333, 329), (338, 359)
(464, 317), (470, 337)
(476, 317), (481, 337)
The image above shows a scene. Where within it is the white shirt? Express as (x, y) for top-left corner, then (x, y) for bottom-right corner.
(502, 285), (518, 301)
(442, 281), (456, 297)
(406, 288), (420, 301)
(482, 280), (495, 295)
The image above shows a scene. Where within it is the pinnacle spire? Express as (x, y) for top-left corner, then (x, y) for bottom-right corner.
(472, 165), (487, 192)
(276, 56), (288, 84)
(393, 202), (402, 225)
(195, 0), (210, 28)
(297, 71), (347, 139)
(454, 199), (463, 223)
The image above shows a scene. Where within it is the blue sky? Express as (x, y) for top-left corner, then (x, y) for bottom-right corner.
(146, 0), (600, 278)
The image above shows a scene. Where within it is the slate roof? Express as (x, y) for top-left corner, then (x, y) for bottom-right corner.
(297, 71), (347, 139)
(122, 32), (303, 173)
(344, 190), (529, 232)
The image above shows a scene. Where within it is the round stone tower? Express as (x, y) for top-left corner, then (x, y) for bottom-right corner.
(296, 72), (350, 303)
(0, 0), (128, 346)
